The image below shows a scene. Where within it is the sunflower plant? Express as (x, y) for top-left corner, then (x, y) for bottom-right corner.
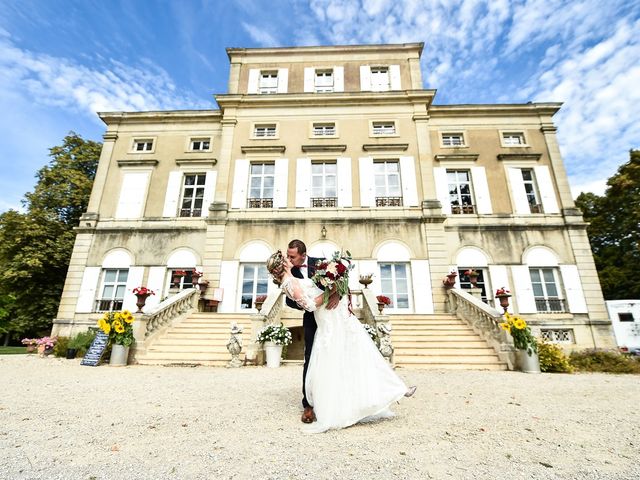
(499, 312), (538, 356)
(97, 310), (135, 347)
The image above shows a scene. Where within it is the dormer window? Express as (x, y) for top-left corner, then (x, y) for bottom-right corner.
(370, 66), (390, 91)
(259, 71), (278, 94)
(133, 139), (153, 152)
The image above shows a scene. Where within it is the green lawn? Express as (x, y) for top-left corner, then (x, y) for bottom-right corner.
(0, 346), (28, 355)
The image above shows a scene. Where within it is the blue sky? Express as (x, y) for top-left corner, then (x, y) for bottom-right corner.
(1, 0), (638, 212)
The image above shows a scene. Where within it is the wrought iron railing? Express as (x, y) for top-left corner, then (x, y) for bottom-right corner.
(311, 197), (337, 207)
(375, 196), (403, 207)
(95, 299), (123, 312)
(451, 204), (476, 214)
(247, 197), (273, 208)
(179, 208), (202, 217)
(529, 203), (543, 214)
(535, 297), (566, 313)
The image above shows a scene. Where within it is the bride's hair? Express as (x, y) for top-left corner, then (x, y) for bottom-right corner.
(266, 250), (286, 286)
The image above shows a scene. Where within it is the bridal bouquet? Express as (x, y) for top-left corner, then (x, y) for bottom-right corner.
(311, 250), (355, 304)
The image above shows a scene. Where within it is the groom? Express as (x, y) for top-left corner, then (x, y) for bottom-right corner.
(286, 239), (339, 423)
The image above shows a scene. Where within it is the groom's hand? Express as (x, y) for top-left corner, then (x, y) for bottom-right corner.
(325, 291), (340, 310)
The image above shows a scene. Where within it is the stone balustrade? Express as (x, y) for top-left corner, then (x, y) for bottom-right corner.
(446, 288), (516, 370)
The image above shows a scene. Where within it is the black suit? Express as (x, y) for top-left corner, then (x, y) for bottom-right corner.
(287, 256), (320, 409)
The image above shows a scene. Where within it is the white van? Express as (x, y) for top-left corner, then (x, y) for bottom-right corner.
(606, 300), (640, 354)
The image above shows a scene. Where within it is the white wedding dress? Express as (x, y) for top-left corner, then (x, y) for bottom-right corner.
(282, 276), (409, 433)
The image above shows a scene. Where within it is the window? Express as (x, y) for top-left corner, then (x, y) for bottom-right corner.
(502, 132), (526, 146)
(618, 313), (635, 322)
(379, 263), (410, 309)
(240, 264), (269, 309)
(315, 69), (334, 93)
(133, 139), (153, 152)
(530, 267), (566, 313)
(170, 269), (198, 290)
(180, 173), (206, 217)
(311, 162), (337, 207)
(374, 161), (402, 206)
(248, 163), (274, 208)
(96, 269), (128, 312)
(442, 133), (465, 147)
(521, 169), (543, 213)
(370, 66), (390, 91)
(190, 138), (210, 151)
(372, 122), (396, 136)
(541, 329), (574, 343)
(447, 170), (475, 214)
(259, 71), (278, 94)
(312, 123), (336, 137)
(253, 124), (277, 138)
(458, 268), (489, 303)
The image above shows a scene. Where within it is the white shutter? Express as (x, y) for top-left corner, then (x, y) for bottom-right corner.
(560, 265), (588, 313)
(231, 159), (250, 209)
(337, 157), (352, 207)
(247, 69), (259, 94)
(304, 67), (314, 92)
(411, 260), (434, 314)
(535, 166), (560, 213)
(201, 171), (217, 217)
(145, 266), (166, 309)
(76, 267), (101, 313)
(277, 68), (288, 93)
(389, 64), (401, 90)
(511, 265), (537, 313)
(295, 157), (311, 208)
(488, 265), (510, 301)
(218, 260), (239, 313)
(334, 66), (344, 92)
(274, 158), (289, 208)
(507, 167), (531, 214)
(122, 266), (145, 312)
(162, 171), (182, 217)
(433, 167), (451, 214)
(400, 156), (419, 206)
(360, 65), (371, 91)
(115, 171), (149, 219)
(471, 167), (492, 214)
(358, 157), (374, 207)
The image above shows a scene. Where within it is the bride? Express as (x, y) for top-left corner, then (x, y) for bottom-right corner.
(266, 250), (416, 433)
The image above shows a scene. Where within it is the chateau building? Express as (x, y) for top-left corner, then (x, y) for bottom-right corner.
(53, 43), (614, 358)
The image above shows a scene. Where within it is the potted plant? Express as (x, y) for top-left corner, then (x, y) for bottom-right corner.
(495, 287), (511, 312)
(132, 286), (155, 313)
(21, 338), (38, 353)
(358, 273), (374, 289)
(464, 268), (479, 286)
(376, 295), (392, 314)
(98, 310), (135, 366)
(499, 312), (540, 373)
(443, 270), (457, 288)
(35, 336), (57, 356)
(256, 323), (292, 368)
(254, 294), (267, 313)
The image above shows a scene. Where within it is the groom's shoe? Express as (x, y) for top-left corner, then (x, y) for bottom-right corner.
(301, 407), (316, 423)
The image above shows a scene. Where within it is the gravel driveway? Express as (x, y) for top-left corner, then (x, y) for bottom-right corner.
(1, 355), (638, 480)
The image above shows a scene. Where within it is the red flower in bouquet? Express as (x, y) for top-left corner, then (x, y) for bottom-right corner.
(311, 250), (355, 304)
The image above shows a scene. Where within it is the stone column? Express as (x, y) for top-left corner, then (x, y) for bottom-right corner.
(540, 123), (576, 211)
(86, 131), (118, 215)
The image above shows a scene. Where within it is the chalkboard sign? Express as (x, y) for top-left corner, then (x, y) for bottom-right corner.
(80, 331), (109, 366)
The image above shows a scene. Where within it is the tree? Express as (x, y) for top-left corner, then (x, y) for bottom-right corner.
(0, 133), (101, 340)
(575, 149), (640, 300)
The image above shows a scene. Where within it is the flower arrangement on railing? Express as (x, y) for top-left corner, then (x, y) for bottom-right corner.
(464, 269), (479, 277)
(495, 287), (511, 296)
(443, 270), (457, 288)
(256, 323), (292, 346)
(376, 295), (392, 306)
(499, 312), (538, 356)
(98, 310), (135, 347)
(192, 270), (203, 280)
(174, 270), (187, 277)
(254, 294), (268, 312)
(132, 286), (155, 296)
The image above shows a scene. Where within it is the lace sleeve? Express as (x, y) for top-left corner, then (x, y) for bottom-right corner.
(282, 278), (317, 312)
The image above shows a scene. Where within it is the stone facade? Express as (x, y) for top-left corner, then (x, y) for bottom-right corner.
(53, 43), (614, 351)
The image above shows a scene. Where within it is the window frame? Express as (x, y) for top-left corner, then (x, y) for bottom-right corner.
(370, 66), (390, 92)
(96, 268), (129, 312)
(521, 168), (544, 214)
(373, 159), (403, 206)
(188, 137), (212, 152)
(130, 137), (156, 153)
(179, 172), (207, 217)
(378, 262), (411, 310)
(310, 122), (338, 138)
(258, 70), (279, 94)
(251, 123), (279, 139)
(239, 263), (269, 310)
(500, 130), (528, 147)
(440, 131), (467, 148)
(370, 120), (398, 137)
(310, 161), (338, 206)
(314, 69), (334, 93)
(247, 162), (275, 208)
(447, 169), (476, 214)
(529, 267), (567, 313)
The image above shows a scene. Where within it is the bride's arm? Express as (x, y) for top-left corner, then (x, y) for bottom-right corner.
(283, 279), (332, 312)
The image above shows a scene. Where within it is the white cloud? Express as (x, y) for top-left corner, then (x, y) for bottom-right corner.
(241, 22), (280, 47)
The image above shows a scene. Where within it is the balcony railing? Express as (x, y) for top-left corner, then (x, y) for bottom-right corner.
(95, 299), (124, 312)
(311, 197), (337, 207)
(451, 203), (476, 214)
(179, 208), (202, 217)
(529, 203), (543, 214)
(247, 197), (273, 208)
(535, 297), (566, 313)
(375, 196), (403, 207)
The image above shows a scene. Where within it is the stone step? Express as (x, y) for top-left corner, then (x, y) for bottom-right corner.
(394, 353), (501, 363)
(392, 324), (472, 331)
(396, 363), (507, 371)
(394, 347), (497, 356)
(393, 340), (488, 348)
(138, 351), (234, 361)
(147, 345), (231, 353)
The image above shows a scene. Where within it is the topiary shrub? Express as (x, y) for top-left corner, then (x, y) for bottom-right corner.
(537, 341), (574, 373)
(569, 349), (640, 374)
(52, 336), (69, 357)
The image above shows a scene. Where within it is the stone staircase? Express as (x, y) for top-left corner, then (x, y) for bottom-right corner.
(391, 314), (507, 370)
(136, 312), (253, 366)
(136, 311), (507, 370)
